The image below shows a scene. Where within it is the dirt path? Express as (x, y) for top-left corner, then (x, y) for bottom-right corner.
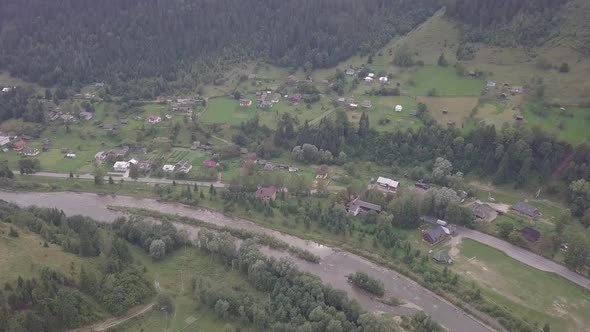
(68, 302), (154, 332)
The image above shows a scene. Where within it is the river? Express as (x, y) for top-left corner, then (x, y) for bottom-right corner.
(0, 191), (494, 332)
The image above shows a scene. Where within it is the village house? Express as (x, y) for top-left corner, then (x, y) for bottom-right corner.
(379, 76), (388, 84)
(432, 251), (453, 264)
(79, 111), (93, 121)
(120, 119), (129, 125)
(263, 163), (275, 171)
(346, 197), (382, 216)
(486, 81), (496, 88)
(94, 151), (107, 162)
(111, 145), (130, 159)
(315, 168), (328, 179)
(337, 97), (346, 103)
(0, 136), (9, 146)
(377, 176), (399, 192)
(203, 160), (218, 168)
(511, 202), (540, 218)
(22, 147), (39, 157)
(288, 166), (298, 173)
(239, 98), (252, 107)
(113, 161), (130, 172)
(191, 141), (212, 151)
(361, 100), (372, 108)
(287, 75), (298, 84)
(364, 76), (373, 83)
(148, 115), (162, 124)
(345, 68), (355, 76)
(470, 202), (496, 220)
(244, 154), (257, 164)
(65, 153), (76, 159)
(101, 124), (116, 132)
(255, 186), (277, 201)
(12, 140), (26, 151)
(162, 164), (175, 172)
(137, 160), (153, 172)
(395, 105), (403, 112)
(349, 103), (358, 109)
(422, 226), (449, 245)
(288, 93), (302, 103)
(271, 93), (281, 103)
(175, 160), (193, 173)
(519, 227), (541, 242)
(510, 86), (523, 94)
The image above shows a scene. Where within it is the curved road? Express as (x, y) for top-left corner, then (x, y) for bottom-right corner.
(456, 226), (590, 290)
(0, 191), (495, 332)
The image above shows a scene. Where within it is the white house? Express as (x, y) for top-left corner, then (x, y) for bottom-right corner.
(0, 136), (9, 146)
(395, 105), (403, 112)
(128, 158), (138, 165)
(162, 164), (175, 172)
(364, 76), (373, 83)
(113, 161), (130, 172)
(486, 81), (496, 88)
(66, 153), (77, 159)
(368, 73), (375, 78)
(1, 87), (11, 93)
(377, 176), (399, 191)
(379, 77), (388, 83)
(349, 103), (358, 108)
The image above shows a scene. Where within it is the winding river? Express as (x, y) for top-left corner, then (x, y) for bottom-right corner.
(0, 191), (495, 332)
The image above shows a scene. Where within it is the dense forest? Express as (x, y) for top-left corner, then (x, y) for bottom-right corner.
(446, 0), (569, 27)
(0, 0), (441, 89)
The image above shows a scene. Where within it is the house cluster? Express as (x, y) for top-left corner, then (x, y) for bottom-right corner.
(95, 145), (130, 163)
(170, 98), (196, 114)
(254, 90), (282, 109)
(9, 135), (40, 156)
(363, 73), (389, 84)
(486, 81), (524, 97)
(161, 160), (193, 174)
(257, 159), (298, 173)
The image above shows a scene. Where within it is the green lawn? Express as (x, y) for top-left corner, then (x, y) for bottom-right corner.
(522, 103), (590, 145)
(201, 97), (257, 126)
(454, 239), (590, 332)
(404, 66), (484, 96)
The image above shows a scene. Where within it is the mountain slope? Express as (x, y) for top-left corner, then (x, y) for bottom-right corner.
(0, 0), (441, 87)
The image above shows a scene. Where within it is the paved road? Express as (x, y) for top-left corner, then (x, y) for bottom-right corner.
(19, 171), (226, 188)
(456, 226), (590, 290)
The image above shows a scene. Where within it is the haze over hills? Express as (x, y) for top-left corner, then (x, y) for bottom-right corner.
(1, 1), (590, 332)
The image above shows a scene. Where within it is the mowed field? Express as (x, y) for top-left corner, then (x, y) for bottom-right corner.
(418, 96), (479, 128)
(200, 96), (257, 126)
(349, 96), (422, 132)
(453, 239), (590, 332)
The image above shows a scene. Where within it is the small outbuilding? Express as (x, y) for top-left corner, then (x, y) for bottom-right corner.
(395, 105), (403, 112)
(432, 251), (453, 264)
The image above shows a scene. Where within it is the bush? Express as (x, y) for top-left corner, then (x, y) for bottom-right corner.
(348, 271), (385, 296)
(559, 62), (570, 73)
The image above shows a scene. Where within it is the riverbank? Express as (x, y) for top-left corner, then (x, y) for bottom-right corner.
(0, 190), (495, 332)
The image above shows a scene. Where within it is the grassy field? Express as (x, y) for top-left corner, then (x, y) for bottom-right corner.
(522, 103), (590, 145)
(418, 96), (479, 128)
(0, 222), (102, 285)
(453, 239), (590, 332)
(121, 243), (261, 332)
(404, 66), (484, 97)
(350, 96), (422, 132)
(201, 96), (257, 126)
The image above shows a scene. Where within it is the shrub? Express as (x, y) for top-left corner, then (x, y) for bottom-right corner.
(348, 271), (385, 296)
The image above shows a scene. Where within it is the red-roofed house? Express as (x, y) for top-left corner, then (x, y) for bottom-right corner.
(203, 160), (218, 168)
(244, 154), (257, 164)
(12, 140), (26, 151)
(255, 186), (277, 201)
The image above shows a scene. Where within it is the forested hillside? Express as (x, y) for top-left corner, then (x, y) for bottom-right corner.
(0, 0), (441, 87)
(446, 0), (568, 27)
